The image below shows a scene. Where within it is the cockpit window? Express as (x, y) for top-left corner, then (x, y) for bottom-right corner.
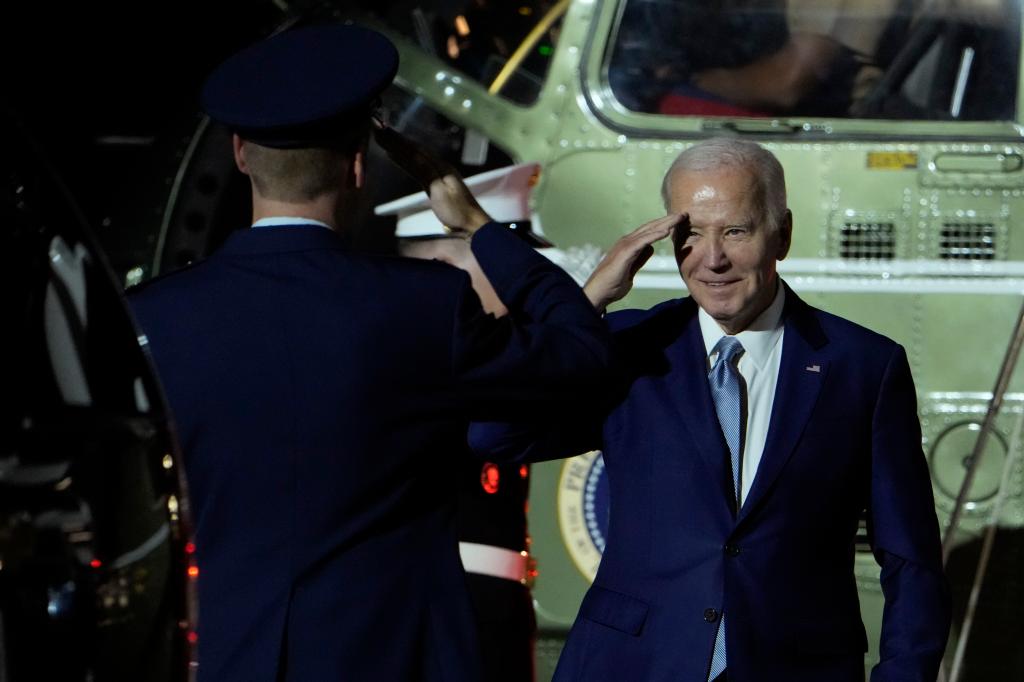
(364, 1), (564, 105)
(606, 0), (1020, 121)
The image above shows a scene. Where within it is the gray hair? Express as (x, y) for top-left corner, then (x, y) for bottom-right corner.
(660, 138), (787, 231)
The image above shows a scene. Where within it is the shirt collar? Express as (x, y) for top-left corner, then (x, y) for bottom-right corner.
(698, 281), (786, 370)
(251, 216), (333, 230)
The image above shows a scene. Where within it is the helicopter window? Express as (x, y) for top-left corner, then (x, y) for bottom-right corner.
(606, 0), (1020, 121)
(362, 1), (565, 105)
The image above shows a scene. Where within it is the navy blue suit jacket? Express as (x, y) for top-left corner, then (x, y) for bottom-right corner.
(128, 223), (610, 682)
(472, 285), (950, 682)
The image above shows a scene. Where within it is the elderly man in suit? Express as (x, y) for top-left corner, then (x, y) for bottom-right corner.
(472, 137), (950, 681)
(128, 25), (609, 682)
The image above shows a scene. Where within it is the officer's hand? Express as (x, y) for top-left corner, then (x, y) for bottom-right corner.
(584, 214), (687, 313)
(374, 123), (491, 235)
(426, 174), (491, 237)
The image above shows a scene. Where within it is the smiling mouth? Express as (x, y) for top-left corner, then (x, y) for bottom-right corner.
(702, 280), (739, 288)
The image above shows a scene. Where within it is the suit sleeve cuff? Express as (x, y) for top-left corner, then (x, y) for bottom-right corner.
(471, 221), (550, 300)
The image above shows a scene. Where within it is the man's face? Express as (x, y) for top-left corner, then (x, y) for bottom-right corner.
(668, 166), (791, 334)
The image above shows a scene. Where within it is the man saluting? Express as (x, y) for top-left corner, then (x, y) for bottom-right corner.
(472, 138), (950, 682)
(128, 24), (609, 682)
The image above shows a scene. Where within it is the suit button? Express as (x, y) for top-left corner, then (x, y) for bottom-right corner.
(704, 608), (719, 623)
(724, 543), (741, 557)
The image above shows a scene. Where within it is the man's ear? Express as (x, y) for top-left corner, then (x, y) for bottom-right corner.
(776, 209), (793, 260)
(232, 134), (250, 175)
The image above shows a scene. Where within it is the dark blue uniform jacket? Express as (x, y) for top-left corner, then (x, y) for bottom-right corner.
(129, 223), (610, 682)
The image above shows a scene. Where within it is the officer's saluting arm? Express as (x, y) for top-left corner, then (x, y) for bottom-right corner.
(452, 222), (612, 415)
(378, 124), (611, 415)
(466, 215), (684, 460)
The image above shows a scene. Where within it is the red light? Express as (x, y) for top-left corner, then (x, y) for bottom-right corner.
(185, 542), (196, 554)
(480, 463), (500, 494)
(519, 465), (529, 479)
(89, 559), (102, 569)
(187, 565), (200, 578)
(187, 631), (198, 644)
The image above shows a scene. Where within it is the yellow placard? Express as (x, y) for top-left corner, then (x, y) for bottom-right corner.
(866, 151), (918, 170)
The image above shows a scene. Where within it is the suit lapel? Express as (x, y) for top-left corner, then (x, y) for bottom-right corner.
(668, 310), (738, 515)
(737, 286), (829, 526)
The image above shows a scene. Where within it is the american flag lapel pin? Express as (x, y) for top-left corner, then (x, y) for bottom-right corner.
(805, 364), (821, 373)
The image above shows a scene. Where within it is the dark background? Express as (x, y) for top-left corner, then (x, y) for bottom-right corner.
(6, 1), (289, 274)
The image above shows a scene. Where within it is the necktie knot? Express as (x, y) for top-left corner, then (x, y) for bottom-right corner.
(712, 336), (744, 368)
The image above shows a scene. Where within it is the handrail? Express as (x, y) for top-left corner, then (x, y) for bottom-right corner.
(488, 0), (570, 96)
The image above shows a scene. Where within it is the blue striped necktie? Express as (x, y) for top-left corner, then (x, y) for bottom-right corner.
(707, 335), (745, 682)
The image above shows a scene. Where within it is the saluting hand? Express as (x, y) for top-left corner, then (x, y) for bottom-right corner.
(584, 214), (687, 313)
(426, 174), (492, 237)
(374, 122), (492, 236)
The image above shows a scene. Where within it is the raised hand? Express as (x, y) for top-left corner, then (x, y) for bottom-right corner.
(584, 214), (688, 312)
(373, 123), (491, 235)
(426, 174), (491, 237)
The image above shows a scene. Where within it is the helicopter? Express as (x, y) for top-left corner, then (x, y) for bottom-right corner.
(10, 0), (1024, 679)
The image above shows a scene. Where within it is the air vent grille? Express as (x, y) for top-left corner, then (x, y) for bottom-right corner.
(840, 222), (896, 260)
(939, 222), (997, 260)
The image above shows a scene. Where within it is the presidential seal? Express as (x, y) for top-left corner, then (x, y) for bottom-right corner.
(557, 450), (610, 581)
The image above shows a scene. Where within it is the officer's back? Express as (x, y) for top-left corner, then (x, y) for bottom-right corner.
(128, 24), (609, 682)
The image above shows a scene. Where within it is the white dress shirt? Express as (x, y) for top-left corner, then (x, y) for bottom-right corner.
(698, 283), (786, 507)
